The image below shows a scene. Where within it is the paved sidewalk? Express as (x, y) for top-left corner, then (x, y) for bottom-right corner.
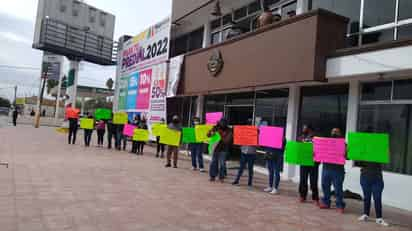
(0, 126), (411, 231)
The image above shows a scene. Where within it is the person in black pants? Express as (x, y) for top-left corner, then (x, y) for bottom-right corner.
(131, 116), (140, 154)
(136, 117), (148, 155)
(83, 114), (94, 147)
(12, 109), (18, 126)
(68, 118), (78, 144)
(155, 118), (166, 158)
(96, 120), (106, 147)
(298, 125), (319, 204)
(107, 119), (115, 149)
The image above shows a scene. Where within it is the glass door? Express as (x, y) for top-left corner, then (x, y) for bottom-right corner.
(224, 105), (254, 126)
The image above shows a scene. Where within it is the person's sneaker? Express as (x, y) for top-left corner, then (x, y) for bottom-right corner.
(337, 208), (345, 214)
(155, 154), (159, 158)
(191, 167), (197, 171)
(199, 168), (205, 172)
(376, 218), (389, 227)
(232, 181), (239, 186)
(165, 163), (171, 168)
(209, 178), (215, 182)
(173, 165), (178, 168)
(319, 202), (330, 209)
(299, 197), (306, 203)
(358, 214), (369, 222)
(270, 188), (279, 194)
(263, 187), (273, 192)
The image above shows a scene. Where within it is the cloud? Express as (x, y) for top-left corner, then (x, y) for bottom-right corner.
(0, 32), (32, 45)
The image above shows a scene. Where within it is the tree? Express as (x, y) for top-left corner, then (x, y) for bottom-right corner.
(84, 97), (112, 112)
(47, 79), (59, 95)
(106, 78), (114, 90)
(0, 97), (11, 108)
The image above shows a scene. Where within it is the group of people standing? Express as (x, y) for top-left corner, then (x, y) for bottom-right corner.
(65, 114), (389, 227)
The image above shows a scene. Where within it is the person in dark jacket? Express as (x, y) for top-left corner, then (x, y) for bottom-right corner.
(189, 117), (205, 172)
(131, 116), (140, 154)
(165, 115), (182, 168)
(136, 116), (148, 155)
(115, 123), (127, 151)
(208, 119), (233, 182)
(96, 119), (106, 147)
(298, 124), (320, 204)
(12, 108), (18, 126)
(83, 114), (94, 147)
(319, 128), (346, 213)
(106, 117), (115, 149)
(68, 117), (78, 145)
(357, 161), (389, 226)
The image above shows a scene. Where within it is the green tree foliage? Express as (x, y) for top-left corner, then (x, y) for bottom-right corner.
(0, 97), (11, 108)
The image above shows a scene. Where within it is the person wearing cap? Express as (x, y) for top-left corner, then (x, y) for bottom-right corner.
(208, 119), (233, 182)
(165, 115), (182, 168)
(190, 117), (205, 172)
(319, 128), (346, 213)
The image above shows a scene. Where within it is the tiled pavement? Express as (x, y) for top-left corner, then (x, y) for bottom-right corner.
(0, 125), (411, 231)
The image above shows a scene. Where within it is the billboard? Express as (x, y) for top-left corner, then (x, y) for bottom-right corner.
(126, 72), (139, 110)
(121, 18), (171, 74)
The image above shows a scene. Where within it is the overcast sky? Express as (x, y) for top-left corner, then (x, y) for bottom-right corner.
(0, 0), (171, 100)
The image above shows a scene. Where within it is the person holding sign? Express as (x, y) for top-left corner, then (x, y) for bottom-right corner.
(67, 108), (80, 145)
(96, 119), (106, 147)
(208, 119), (233, 182)
(155, 119), (166, 158)
(136, 116), (148, 155)
(106, 115), (115, 149)
(130, 116), (141, 154)
(83, 113), (94, 147)
(232, 145), (257, 188)
(357, 161), (389, 226)
(189, 117), (205, 172)
(298, 125), (319, 204)
(318, 128), (346, 213)
(165, 115), (182, 168)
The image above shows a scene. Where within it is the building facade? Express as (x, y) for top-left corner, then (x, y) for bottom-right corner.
(169, 0), (412, 211)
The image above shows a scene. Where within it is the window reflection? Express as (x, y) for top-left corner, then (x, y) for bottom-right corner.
(398, 0), (412, 21)
(363, 0), (396, 28)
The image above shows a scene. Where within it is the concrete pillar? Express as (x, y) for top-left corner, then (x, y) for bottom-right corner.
(345, 79), (360, 170)
(80, 97), (85, 115)
(202, 23), (211, 48)
(65, 60), (80, 108)
(296, 0), (310, 15)
(196, 95), (205, 122)
(283, 85), (301, 181)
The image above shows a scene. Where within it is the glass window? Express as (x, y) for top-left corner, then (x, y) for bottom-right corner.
(281, 1), (297, 19)
(234, 7), (247, 21)
(188, 28), (204, 51)
(226, 92), (254, 105)
(248, 1), (261, 15)
(205, 94), (226, 113)
(398, 0), (412, 21)
(358, 104), (412, 175)
(397, 24), (412, 41)
(363, 0), (396, 28)
(222, 14), (233, 26)
(361, 82), (392, 101)
(264, 0), (281, 7)
(299, 85), (348, 137)
(361, 28), (395, 45)
(211, 19), (221, 30)
(255, 89), (289, 127)
(211, 32), (220, 45)
(394, 79), (412, 100)
(311, 0), (361, 34)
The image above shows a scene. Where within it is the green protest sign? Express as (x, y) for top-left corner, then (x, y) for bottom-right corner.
(208, 133), (221, 155)
(285, 141), (314, 166)
(95, 108), (112, 120)
(348, 132), (389, 164)
(182, 128), (197, 144)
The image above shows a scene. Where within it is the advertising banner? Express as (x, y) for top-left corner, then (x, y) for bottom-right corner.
(121, 18), (171, 73)
(136, 69), (152, 110)
(118, 76), (129, 111)
(313, 137), (346, 165)
(148, 63), (167, 123)
(259, 126), (284, 149)
(126, 72), (139, 110)
(167, 55), (184, 98)
(348, 132), (389, 163)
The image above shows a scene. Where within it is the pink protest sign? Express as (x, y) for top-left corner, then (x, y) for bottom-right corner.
(259, 126), (284, 149)
(123, 124), (136, 137)
(136, 69), (152, 110)
(313, 137), (346, 165)
(206, 112), (223, 125)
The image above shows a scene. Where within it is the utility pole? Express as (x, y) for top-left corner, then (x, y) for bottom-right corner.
(13, 85), (17, 106)
(34, 64), (48, 128)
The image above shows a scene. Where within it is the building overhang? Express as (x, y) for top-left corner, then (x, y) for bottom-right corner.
(182, 9), (349, 95)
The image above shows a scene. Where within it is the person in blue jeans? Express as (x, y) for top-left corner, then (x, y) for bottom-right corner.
(208, 119), (232, 182)
(232, 146), (256, 187)
(263, 145), (284, 194)
(319, 128), (346, 213)
(190, 117), (205, 172)
(358, 162), (389, 227)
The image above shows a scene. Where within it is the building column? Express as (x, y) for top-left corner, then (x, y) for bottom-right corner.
(345, 79), (360, 170)
(80, 97), (85, 115)
(283, 85), (300, 181)
(296, 0), (310, 15)
(196, 95), (205, 122)
(202, 23), (211, 48)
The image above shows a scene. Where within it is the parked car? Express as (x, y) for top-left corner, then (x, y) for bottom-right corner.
(0, 107), (10, 116)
